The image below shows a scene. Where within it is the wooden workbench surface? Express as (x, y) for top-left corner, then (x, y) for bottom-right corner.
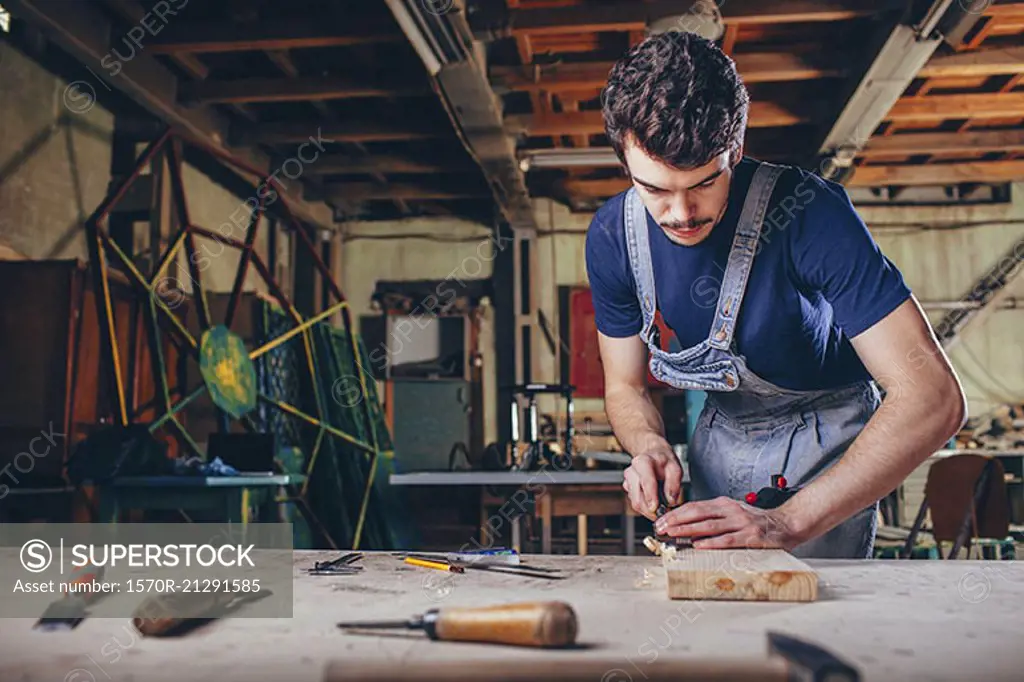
(1, 551), (1022, 682)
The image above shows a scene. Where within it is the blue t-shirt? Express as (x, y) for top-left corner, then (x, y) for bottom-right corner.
(584, 157), (912, 391)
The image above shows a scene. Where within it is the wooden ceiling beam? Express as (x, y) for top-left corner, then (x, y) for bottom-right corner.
(847, 160), (1024, 186)
(102, 0), (209, 79)
(491, 52), (846, 93)
(180, 77), (428, 105)
(507, 102), (813, 136)
(246, 122), (445, 145)
(919, 47), (1024, 78)
(324, 182), (491, 202)
(861, 129), (1024, 156)
(886, 92), (1024, 121)
(147, 20), (402, 54)
(305, 155), (474, 176)
(473, 0), (902, 38)
(559, 177), (629, 198)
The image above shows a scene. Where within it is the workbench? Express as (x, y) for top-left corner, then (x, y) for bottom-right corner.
(2, 552), (1021, 681)
(390, 470), (663, 555)
(94, 474), (306, 523)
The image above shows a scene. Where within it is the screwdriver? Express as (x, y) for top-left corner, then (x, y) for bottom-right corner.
(336, 600), (577, 648)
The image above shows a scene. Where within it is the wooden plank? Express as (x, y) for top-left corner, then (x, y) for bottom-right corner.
(147, 19), (402, 54)
(861, 129), (1024, 156)
(247, 121), (446, 144)
(562, 177), (629, 198)
(492, 52), (845, 92)
(887, 92), (1024, 121)
(102, 0), (209, 79)
(848, 160), (1024, 186)
(507, 102), (810, 137)
(324, 182), (490, 202)
(493, 0), (900, 37)
(302, 155), (472, 175)
(663, 549), (818, 602)
(180, 77), (427, 105)
(920, 47), (1024, 78)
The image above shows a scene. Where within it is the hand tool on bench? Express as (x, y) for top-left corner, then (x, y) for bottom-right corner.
(132, 587), (272, 637)
(308, 552), (363, 575)
(645, 487), (692, 555)
(33, 562), (106, 631)
(394, 549), (521, 567)
(404, 556), (465, 573)
(322, 630), (859, 682)
(336, 600), (577, 648)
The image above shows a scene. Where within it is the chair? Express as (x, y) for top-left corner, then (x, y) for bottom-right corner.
(902, 454), (1011, 559)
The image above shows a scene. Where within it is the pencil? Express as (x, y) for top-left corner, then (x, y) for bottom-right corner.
(404, 557), (465, 573)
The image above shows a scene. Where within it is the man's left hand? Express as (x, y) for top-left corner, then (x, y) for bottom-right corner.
(654, 496), (800, 550)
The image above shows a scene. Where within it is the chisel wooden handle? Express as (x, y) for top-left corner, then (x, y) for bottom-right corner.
(424, 601), (577, 648)
(323, 659), (790, 682)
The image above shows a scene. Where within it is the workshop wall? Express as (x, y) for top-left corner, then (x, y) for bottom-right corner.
(341, 216), (499, 445)
(0, 41), (278, 295)
(0, 41), (110, 261)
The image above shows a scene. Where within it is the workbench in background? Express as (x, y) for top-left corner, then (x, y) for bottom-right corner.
(1, 552), (1022, 681)
(390, 469), (682, 555)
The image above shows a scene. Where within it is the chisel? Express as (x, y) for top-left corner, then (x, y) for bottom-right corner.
(33, 562), (105, 631)
(336, 600), (577, 648)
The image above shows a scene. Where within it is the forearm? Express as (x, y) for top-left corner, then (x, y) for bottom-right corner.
(605, 383), (673, 457)
(777, 379), (966, 544)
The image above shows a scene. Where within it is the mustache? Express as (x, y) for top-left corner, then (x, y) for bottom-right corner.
(661, 218), (712, 230)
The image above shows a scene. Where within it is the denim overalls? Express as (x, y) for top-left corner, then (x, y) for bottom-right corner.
(623, 162), (880, 559)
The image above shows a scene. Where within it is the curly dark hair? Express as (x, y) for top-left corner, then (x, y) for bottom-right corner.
(601, 31), (749, 169)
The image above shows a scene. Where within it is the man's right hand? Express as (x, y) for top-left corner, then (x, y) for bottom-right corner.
(622, 450), (683, 520)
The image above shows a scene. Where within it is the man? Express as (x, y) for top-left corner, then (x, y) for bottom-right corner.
(586, 32), (967, 558)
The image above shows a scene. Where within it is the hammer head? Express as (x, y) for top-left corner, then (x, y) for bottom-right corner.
(767, 632), (860, 682)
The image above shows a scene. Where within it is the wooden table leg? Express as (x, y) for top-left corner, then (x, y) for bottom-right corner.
(624, 506), (636, 556)
(511, 515), (522, 554)
(577, 514), (587, 556)
(97, 489), (119, 523)
(225, 489), (244, 525)
(540, 494), (552, 554)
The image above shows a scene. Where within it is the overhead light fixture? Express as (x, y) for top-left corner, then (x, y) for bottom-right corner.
(384, 0), (469, 76)
(647, 0), (725, 42)
(519, 148), (620, 171)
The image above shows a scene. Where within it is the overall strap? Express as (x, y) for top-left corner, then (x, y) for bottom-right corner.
(708, 162), (786, 351)
(623, 187), (658, 332)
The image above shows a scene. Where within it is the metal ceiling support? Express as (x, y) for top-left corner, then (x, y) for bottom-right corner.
(933, 234), (1024, 350)
(812, 0), (988, 182)
(384, 0), (535, 231)
(5, 0), (334, 232)
(813, 1), (954, 181)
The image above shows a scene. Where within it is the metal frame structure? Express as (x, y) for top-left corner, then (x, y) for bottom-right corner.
(82, 127), (388, 548)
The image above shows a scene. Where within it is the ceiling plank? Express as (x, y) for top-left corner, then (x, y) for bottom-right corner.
(886, 92), (1024, 121)
(861, 129), (1024, 156)
(473, 0), (902, 38)
(180, 77), (429, 105)
(919, 46), (1024, 78)
(560, 177), (629, 198)
(561, 159), (1024, 196)
(101, 0), (209, 79)
(324, 182), (491, 202)
(305, 155), (474, 175)
(507, 102), (813, 136)
(491, 51), (846, 92)
(246, 121), (446, 145)
(147, 20), (403, 54)
(847, 159), (1024, 186)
